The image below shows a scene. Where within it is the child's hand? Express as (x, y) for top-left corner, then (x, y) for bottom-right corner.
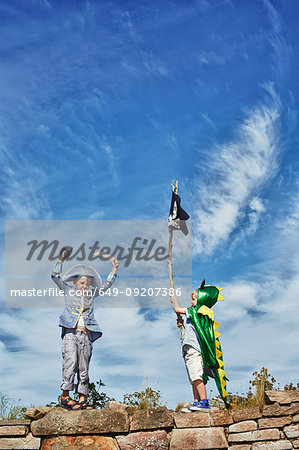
(176, 317), (183, 328)
(170, 295), (178, 306)
(58, 246), (73, 262)
(112, 258), (120, 269)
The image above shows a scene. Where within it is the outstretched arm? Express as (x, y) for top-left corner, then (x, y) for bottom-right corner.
(101, 258), (120, 293)
(51, 247), (71, 293)
(170, 295), (186, 316)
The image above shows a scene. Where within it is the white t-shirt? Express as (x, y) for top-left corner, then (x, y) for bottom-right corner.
(181, 308), (202, 354)
(77, 314), (85, 328)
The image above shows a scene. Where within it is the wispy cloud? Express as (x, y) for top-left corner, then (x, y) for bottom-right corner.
(192, 90), (281, 256)
(143, 56), (168, 77)
(0, 145), (52, 220)
(197, 50), (225, 66)
(102, 143), (120, 191)
(263, 0), (292, 78)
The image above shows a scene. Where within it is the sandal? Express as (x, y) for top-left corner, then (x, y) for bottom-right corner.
(60, 396), (79, 410)
(78, 400), (94, 410)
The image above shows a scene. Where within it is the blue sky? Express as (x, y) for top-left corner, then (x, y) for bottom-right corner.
(0, 0), (299, 408)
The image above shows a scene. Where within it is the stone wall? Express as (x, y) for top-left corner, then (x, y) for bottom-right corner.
(0, 390), (299, 449)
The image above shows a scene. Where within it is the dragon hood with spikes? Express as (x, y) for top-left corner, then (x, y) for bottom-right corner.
(187, 280), (229, 408)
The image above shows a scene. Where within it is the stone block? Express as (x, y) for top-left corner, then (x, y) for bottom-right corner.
(0, 433), (40, 449)
(232, 407), (261, 422)
(170, 427), (228, 449)
(0, 420), (31, 426)
(228, 428), (280, 443)
(258, 416), (292, 429)
(263, 402), (299, 417)
(210, 410), (233, 426)
(265, 390), (299, 404)
(229, 446), (251, 450)
(293, 414), (299, 422)
(25, 405), (53, 420)
(41, 435), (119, 449)
(130, 407), (174, 431)
(293, 438), (299, 448)
(229, 420), (257, 433)
(252, 441), (292, 449)
(106, 401), (129, 412)
(31, 407), (129, 436)
(0, 425), (28, 436)
(116, 430), (168, 450)
(174, 411), (210, 428)
(284, 424), (299, 438)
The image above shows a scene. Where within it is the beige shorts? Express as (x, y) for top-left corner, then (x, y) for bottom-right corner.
(183, 345), (204, 384)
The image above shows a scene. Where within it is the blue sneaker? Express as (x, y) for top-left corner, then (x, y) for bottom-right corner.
(189, 400), (200, 411)
(189, 399), (210, 412)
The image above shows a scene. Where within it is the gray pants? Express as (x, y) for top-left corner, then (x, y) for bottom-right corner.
(61, 329), (93, 395)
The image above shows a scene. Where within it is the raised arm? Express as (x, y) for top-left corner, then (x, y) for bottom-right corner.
(170, 295), (186, 315)
(100, 258), (119, 293)
(51, 247), (72, 293)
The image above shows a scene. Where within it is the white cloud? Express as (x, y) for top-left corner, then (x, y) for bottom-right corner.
(263, 0), (292, 78)
(220, 271), (299, 390)
(193, 93), (281, 256)
(101, 144), (120, 190)
(0, 144), (52, 220)
(201, 113), (217, 130)
(215, 185), (299, 391)
(198, 50), (225, 66)
(143, 57), (168, 77)
(88, 210), (105, 220)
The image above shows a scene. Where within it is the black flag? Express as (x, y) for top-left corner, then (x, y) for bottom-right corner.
(168, 191), (190, 236)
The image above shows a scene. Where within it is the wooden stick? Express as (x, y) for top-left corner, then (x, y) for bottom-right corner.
(169, 181), (184, 338)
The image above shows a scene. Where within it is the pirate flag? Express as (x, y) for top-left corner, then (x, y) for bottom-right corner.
(168, 191), (190, 236)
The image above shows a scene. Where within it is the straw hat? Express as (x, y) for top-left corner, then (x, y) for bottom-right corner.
(62, 264), (102, 291)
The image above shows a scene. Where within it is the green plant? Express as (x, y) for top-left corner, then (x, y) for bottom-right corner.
(74, 380), (111, 409)
(248, 367), (277, 411)
(249, 367), (277, 391)
(51, 379), (111, 409)
(224, 367), (279, 411)
(123, 386), (165, 412)
(284, 382), (299, 390)
(0, 393), (28, 420)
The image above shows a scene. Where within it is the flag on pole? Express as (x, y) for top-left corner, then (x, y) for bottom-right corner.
(168, 191), (190, 236)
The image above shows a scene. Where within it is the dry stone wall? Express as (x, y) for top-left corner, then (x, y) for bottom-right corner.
(0, 391), (299, 449)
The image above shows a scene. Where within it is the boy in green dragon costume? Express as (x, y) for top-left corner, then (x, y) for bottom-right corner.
(171, 280), (229, 411)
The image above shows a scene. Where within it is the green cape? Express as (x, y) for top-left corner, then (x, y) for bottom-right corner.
(187, 283), (229, 407)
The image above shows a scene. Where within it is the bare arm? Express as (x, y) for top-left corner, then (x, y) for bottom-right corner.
(51, 260), (68, 292)
(50, 247), (71, 293)
(170, 295), (186, 315)
(99, 258), (120, 293)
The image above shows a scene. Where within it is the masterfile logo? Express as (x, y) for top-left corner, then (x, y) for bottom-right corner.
(5, 220), (192, 308)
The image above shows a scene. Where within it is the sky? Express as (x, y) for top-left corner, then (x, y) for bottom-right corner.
(0, 0), (299, 410)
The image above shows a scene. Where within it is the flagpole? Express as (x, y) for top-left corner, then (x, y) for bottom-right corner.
(168, 180), (184, 338)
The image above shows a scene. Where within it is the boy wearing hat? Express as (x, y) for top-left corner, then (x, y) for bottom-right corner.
(51, 249), (119, 410)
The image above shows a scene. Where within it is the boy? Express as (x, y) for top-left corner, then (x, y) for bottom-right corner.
(171, 290), (210, 412)
(51, 248), (119, 410)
